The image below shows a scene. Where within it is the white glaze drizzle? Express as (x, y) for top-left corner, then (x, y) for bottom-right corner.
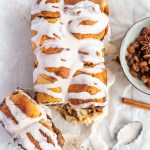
(0, 89), (46, 135)
(64, 1), (100, 14)
(68, 14), (108, 35)
(31, 0), (61, 15)
(65, 1), (108, 35)
(80, 65), (106, 74)
(78, 42), (105, 63)
(70, 74), (106, 91)
(16, 121), (61, 150)
(34, 43), (72, 70)
(32, 18), (64, 47)
(32, 0), (108, 108)
(68, 91), (106, 100)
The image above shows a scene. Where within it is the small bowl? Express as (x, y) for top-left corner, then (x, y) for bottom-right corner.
(120, 17), (150, 95)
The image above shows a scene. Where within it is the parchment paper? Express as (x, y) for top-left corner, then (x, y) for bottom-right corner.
(0, 0), (150, 150)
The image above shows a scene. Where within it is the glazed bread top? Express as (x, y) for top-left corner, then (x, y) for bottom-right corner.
(32, 0), (108, 109)
(31, 0), (109, 18)
(0, 89), (64, 149)
(0, 89), (45, 135)
(31, 0), (61, 18)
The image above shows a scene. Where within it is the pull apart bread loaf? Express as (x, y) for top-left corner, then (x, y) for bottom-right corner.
(31, 0), (109, 125)
(0, 89), (64, 150)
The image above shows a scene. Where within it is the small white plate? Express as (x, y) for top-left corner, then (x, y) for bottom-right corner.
(120, 17), (150, 95)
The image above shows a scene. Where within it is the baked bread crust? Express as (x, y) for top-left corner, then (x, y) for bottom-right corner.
(32, 0), (109, 125)
(0, 88), (64, 149)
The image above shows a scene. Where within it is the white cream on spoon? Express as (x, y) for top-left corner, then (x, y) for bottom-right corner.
(111, 121), (143, 150)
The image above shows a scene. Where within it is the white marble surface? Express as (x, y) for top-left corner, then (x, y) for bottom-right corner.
(0, 0), (150, 150)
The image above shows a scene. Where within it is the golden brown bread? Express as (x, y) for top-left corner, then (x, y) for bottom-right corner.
(41, 47), (64, 55)
(68, 98), (105, 105)
(45, 67), (70, 79)
(26, 132), (42, 150)
(9, 91), (41, 118)
(0, 90), (41, 126)
(45, 0), (60, 3)
(35, 92), (62, 104)
(0, 89), (44, 135)
(31, 12), (60, 20)
(68, 84), (101, 95)
(35, 74), (57, 85)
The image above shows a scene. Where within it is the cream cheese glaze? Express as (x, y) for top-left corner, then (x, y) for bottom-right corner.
(32, 0), (109, 108)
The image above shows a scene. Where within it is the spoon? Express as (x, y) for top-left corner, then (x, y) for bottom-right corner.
(110, 121), (143, 150)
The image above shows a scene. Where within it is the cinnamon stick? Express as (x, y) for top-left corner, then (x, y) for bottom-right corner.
(122, 98), (150, 110)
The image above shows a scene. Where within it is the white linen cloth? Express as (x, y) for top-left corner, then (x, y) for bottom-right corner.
(0, 0), (150, 149)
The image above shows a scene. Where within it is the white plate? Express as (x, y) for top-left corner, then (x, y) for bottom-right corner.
(120, 17), (150, 95)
